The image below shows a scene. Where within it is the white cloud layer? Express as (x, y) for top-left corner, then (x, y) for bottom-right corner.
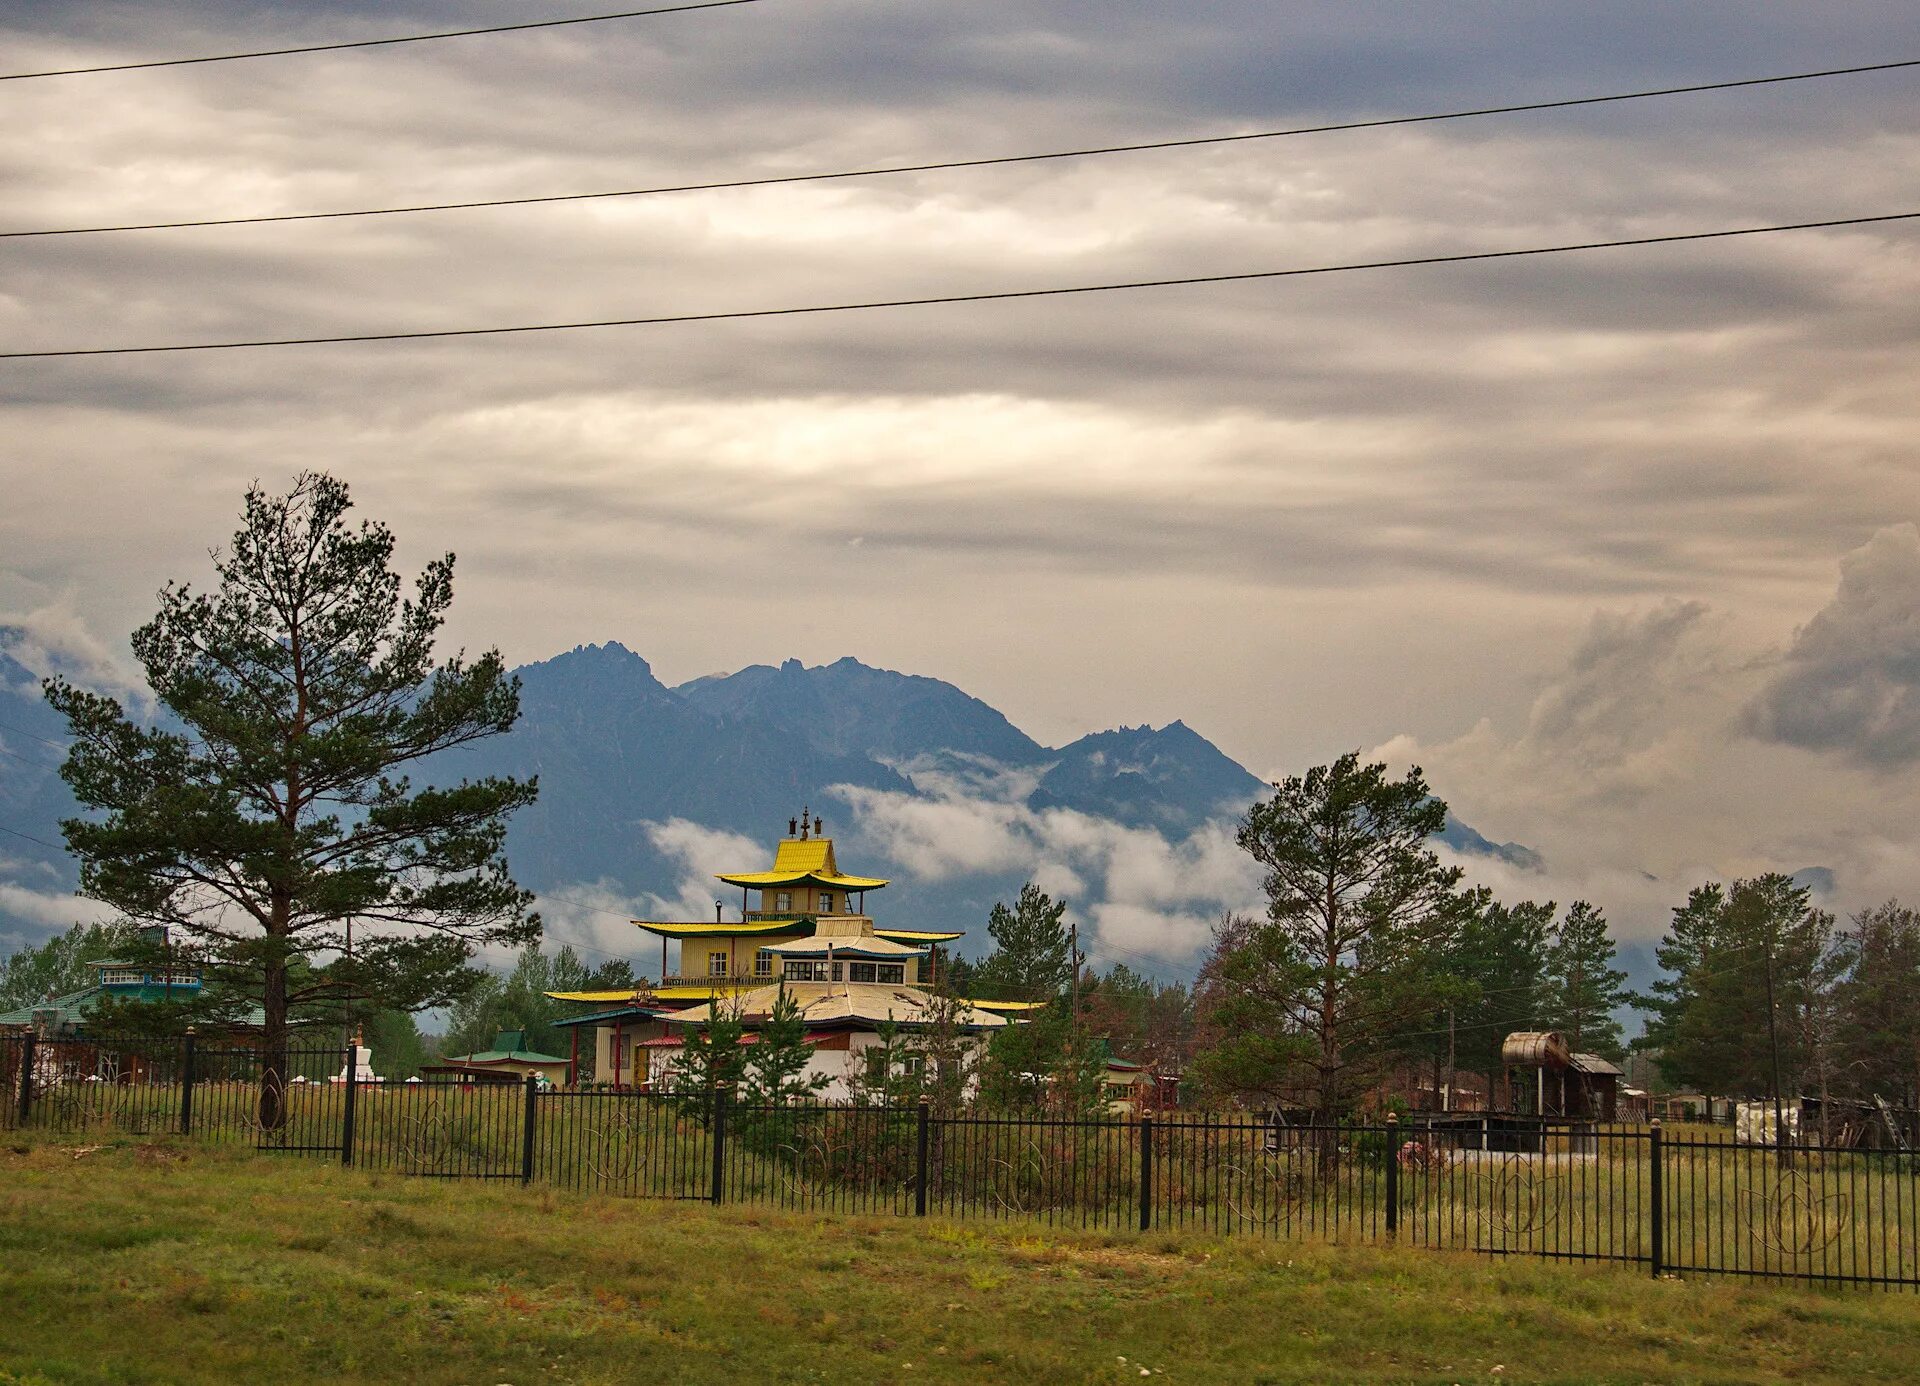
(831, 769), (1262, 969)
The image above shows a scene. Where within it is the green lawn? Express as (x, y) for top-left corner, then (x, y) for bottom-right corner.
(1, 1137), (1915, 1385)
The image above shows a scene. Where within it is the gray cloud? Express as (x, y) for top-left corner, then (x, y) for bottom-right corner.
(1745, 524), (1920, 766)
(5, 0), (1920, 891)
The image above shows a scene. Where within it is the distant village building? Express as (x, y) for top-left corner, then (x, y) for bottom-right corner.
(422, 1030), (571, 1085)
(1500, 1031), (1623, 1121)
(0, 927), (230, 1039)
(546, 817), (1028, 1093)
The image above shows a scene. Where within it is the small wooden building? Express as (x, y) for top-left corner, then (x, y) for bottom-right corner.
(422, 1031), (570, 1085)
(1501, 1031), (1622, 1121)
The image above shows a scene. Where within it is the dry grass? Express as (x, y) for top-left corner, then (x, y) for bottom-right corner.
(1, 1135), (1916, 1385)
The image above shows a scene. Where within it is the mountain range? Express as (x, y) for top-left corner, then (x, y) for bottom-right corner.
(0, 637), (1542, 965)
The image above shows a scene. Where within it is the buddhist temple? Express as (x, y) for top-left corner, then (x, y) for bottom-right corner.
(548, 812), (1027, 1093)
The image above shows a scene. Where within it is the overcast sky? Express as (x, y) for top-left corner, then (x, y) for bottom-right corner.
(3, 1), (1919, 945)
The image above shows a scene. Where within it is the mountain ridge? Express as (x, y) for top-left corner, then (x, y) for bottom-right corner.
(0, 635), (1541, 961)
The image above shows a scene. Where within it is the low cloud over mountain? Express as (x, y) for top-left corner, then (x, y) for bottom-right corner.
(0, 630), (1537, 974)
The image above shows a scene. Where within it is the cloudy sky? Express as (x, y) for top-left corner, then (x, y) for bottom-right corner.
(3, 1), (1919, 946)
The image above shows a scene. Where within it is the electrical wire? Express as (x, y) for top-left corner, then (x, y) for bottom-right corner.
(0, 823), (65, 852)
(7, 209), (1915, 362)
(0, 719), (68, 752)
(0, 1), (771, 83)
(7, 57), (1915, 240)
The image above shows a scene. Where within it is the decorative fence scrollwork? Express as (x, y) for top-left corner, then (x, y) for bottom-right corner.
(1471, 1157), (1565, 1241)
(1742, 1170), (1849, 1259)
(1223, 1151), (1313, 1227)
(583, 1103), (649, 1185)
(989, 1139), (1059, 1215)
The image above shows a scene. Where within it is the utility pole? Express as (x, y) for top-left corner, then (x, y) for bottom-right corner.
(1762, 914), (1791, 1170)
(1067, 916), (1081, 1051)
(1570, 950), (1583, 1053)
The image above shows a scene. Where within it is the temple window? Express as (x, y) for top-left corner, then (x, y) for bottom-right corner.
(819, 892), (835, 913)
(848, 962), (877, 983)
(830, 962), (844, 982)
(754, 949), (774, 978)
(877, 964), (905, 984)
(774, 892), (792, 913)
(707, 951), (728, 977)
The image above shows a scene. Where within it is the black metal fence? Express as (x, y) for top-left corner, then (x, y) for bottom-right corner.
(6, 1034), (1916, 1289)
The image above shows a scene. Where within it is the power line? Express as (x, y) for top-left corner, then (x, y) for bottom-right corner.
(8, 57), (1915, 240)
(0, 1), (771, 83)
(6, 209), (1915, 362)
(0, 823), (65, 852)
(0, 719), (68, 752)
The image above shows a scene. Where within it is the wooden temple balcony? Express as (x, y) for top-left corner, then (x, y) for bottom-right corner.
(660, 972), (777, 991)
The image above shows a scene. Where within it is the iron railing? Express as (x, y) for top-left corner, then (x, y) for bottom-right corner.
(5, 1033), (1915, 1289)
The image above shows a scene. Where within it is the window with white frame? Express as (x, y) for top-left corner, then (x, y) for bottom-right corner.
(754, 948), (774, 978)
(819, 891), (835, 913)
(707, 950), (729, 977)
(774, 892), (792, 912)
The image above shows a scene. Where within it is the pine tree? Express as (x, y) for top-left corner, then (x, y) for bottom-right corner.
(971, 883), (1072, 1002)
(1640, 875), (1834, 1098)
(1429, 897), (1553, 1106)
(1196, 753), (1474, 1119)
(665, 999), (748, 1118)
(739, 986), (831, 1107)
(1638, 883), (1723, 1068)
(46, 473), (539, 1125)
(1542, 901), (1629, 1060)
(1838, 901), (1920, 1108)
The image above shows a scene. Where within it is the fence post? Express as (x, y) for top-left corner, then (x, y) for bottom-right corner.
(521, 1074), (539, 1186)
(710, 1081), (729, 1206)
(178, 1028), (197, 1137)
(1384, 1112), (1400, 1240)
(915, 1096), (930, 1216)
(340, 1046), (358, 1168)
(17, 1033), (35, 1125)
(1138, 1114), (1154, 1232)
(1648, 1119), (1664, 1279)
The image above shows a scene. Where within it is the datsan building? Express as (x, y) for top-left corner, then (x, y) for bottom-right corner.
(548, 813), (1031, 1094)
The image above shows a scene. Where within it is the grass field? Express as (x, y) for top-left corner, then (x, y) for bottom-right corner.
(2, 1137), (1917, 1385)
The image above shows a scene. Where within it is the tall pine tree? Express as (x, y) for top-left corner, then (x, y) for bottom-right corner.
(47, 473), (539, 1125)
(1542, 900), (1629, 1060)
(1197, 753), (1474, 1120)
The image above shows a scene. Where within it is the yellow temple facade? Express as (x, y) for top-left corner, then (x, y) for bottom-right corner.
(549, 817), (1035, 1090)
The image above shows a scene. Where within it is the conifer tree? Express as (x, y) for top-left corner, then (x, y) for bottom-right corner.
(46, 473), (539, 1125)
(0, 920), (138, 1011)
(1838, 901), (1920, 1108)
(1542, 900), (1629, 1060)
(1640, 875), (1834, 1097)
(740, 986), (831, 1107)
(1197, 753), (1474, 1120)
(971, 882), (1073, 1002)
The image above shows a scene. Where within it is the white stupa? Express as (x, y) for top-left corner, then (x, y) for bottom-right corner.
(332, 1032), (377, 1084)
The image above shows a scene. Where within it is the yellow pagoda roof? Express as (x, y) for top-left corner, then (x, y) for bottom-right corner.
(716, 837), (889, 892)
(971, 998), (1051, 1016)
(632, 919), (809, 941)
